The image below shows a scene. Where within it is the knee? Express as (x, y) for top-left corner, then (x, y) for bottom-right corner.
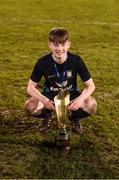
(88, 98), (97, 114)
(84, 97), (97, 114)
(24, 98), (38, 115)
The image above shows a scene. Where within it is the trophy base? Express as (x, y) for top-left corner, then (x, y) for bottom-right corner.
(55, 130), (71, 152)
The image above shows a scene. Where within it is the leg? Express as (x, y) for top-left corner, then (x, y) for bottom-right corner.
(81, 96), (97, 115)
(70, 96), (97, 119)
(25, 97), (53, 134)
(70, 96), (97, 134)
(24, 97), (44, 115)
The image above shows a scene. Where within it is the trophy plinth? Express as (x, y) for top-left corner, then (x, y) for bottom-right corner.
(54, 89), (70, 151)
(55, 128), (70, 151)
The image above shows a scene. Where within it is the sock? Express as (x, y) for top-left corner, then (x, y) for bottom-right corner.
(32, 109), (52, 118)
(69, 108), (90, 121)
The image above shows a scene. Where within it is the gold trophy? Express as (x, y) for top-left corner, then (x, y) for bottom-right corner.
(54, 88), (70, 150)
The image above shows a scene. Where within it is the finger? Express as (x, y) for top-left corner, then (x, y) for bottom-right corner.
(69, 100), (74, 104)
(68, 105), (75, 110)
(69, 102), (75, 107)
(50, 103), (55, 110)
(52, 105), (55, 110)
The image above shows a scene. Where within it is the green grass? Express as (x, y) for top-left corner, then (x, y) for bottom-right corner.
(0, 0), (119, 178)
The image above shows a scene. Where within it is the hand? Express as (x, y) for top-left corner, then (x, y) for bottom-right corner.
(68, 97), (83, 111)
(43, 98), (55, 110)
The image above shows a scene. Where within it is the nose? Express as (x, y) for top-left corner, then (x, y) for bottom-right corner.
(57, 44), (63, 51)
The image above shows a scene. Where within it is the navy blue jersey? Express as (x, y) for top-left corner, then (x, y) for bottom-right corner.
(30, 52), (91, 92)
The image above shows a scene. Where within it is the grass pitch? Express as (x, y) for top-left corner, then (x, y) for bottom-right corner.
(0, 0), (119, 178)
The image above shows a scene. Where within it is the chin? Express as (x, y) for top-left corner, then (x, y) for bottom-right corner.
(55, 55), (62, 59)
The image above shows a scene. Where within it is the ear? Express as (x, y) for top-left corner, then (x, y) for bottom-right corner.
(48, 41), (51, 49)
(68, 41), (71, 48)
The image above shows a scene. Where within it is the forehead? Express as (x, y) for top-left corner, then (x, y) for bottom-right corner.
(50, 41), (69, 45)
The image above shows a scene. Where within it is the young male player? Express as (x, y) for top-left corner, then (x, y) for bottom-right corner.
(25, 27), (97, 134)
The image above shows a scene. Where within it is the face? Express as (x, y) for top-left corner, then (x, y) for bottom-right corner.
(48, 41), (71, 63)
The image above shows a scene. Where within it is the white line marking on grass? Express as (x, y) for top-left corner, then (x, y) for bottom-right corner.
(84, 21), (119, 26)
(1, 18), (119, 26)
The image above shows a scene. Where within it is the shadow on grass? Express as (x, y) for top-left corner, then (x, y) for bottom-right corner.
(24, 137), (116, 179)
(0, 114), (118, 179)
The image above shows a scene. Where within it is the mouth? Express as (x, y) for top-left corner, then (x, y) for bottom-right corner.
(55, 51), (65, 56)
(52, 52), (67, 64)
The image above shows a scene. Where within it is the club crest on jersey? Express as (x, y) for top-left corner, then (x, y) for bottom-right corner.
(67, 70), (72, 78)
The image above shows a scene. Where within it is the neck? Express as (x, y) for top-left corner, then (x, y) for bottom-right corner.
(52, 54), (67, 64)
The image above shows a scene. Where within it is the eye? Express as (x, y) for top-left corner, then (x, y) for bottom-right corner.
(61, 43), (66, 46)
(53, 43), (59, 47)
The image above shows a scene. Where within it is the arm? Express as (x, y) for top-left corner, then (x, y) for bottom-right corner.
(27, 79), (55, 110)
(68, 78), (95, 111)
